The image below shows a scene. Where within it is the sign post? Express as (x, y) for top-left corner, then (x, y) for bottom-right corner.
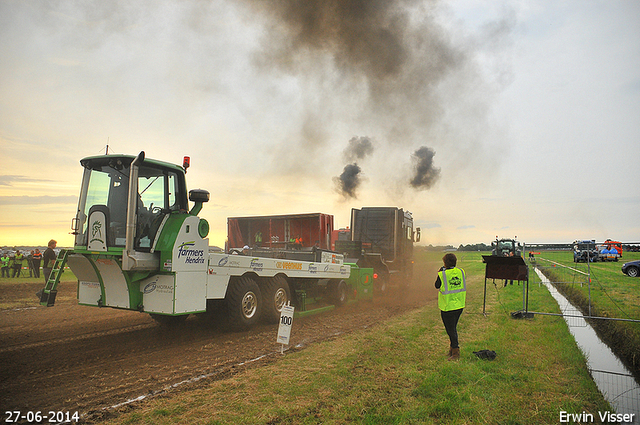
(277, 303), (295, 354)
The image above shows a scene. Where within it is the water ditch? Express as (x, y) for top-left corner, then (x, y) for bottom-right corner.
(534, 268), (640, 416)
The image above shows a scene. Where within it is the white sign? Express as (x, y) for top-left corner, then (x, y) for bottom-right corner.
(276, 304), (295, 346)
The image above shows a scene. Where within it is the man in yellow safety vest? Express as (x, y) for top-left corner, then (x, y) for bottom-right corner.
(435, 253), (466, 361)
(12, 249), (24, 278)
(0, 252), (10, 278)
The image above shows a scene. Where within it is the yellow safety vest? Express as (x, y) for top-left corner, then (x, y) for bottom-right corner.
(438, 267), (466, 311)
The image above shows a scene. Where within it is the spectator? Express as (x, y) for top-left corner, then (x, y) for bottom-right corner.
(12, 249), (24, 278)
(0, 252), (9, 278)
(435, 253), (467, 361)
(32, 249), (42, 278)
(27, 251), (35, 277)
(42, 240), (57, 283)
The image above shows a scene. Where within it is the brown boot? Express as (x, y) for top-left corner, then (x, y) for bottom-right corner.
(447, 346), (453, 357)
(448, 347), (460, 361)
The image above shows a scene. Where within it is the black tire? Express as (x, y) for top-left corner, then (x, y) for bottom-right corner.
(627, 267), (639, 278)
(374, 272), (389, 295)
(261, 276), (291, 323)
(196, 299), (226, 324)
(226, 276), (262, 330)
(149, 313), (188, 326)
(403, 265), (413, 289)
(331, 279), (348, 306)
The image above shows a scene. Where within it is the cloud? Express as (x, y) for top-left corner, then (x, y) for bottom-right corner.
(0, 176), (52, 186)
(457, 225), (476, 230)
(0, 196), (77, 205)
(421, 222), (442, 229)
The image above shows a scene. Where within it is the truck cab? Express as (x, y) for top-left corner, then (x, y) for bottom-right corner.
(338, 207), (420, 291)
(72, 153), (209, 267)
(573, 240), (598, 263)
(48, 152), (211, 314)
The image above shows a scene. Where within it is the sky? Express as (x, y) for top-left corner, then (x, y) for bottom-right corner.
(1, 0), (639, 249)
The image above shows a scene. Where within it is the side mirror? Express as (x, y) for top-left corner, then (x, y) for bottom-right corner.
(415, 227), (421, 243)
(189, 189), (210, 215)
(189, 189), (210, 203)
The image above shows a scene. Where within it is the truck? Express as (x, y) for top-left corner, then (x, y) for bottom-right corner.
(573, 240), (599, 263)
(331, 228), (351, 251)
(598, 239), (623, 262)
(38, 152), (367, 328)
(334, 207), (420, 293)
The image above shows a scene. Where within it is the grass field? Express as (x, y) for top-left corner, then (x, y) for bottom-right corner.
(0, 268), (77, 310)
(96, 251), (613, 424)
(530, 250), (640, 320)
(530, 250), (640, 380)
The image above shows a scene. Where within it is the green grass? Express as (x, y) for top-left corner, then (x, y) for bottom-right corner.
(531, 250), (640, 378)
(532, 250), (640, 320)
(0, 268), (77, 310)
(98, 251), (610, 424)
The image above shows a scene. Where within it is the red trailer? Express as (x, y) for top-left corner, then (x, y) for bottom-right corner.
(228, 213), (334, 251)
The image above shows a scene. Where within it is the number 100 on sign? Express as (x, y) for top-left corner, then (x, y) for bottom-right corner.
(277, 305), (295, 345)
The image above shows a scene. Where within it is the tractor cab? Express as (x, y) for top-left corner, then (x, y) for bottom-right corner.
(71, 152), (209, 270)
(40, 151), (209, 309)
(491, 237), (522, 257)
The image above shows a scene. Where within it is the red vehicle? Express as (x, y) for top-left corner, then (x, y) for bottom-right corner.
(602, 239), (623, 257)
(331, 228), (351, 251)
(228, 213), (334, 251)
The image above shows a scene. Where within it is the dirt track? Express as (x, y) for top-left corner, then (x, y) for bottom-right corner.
(0, 265), (437, 423)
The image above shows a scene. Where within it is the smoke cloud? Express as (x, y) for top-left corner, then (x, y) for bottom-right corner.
(410, 146), (440, 190)
(343, 136), (374, 162)
(334, 163), (362, 199)
(244, 0), (467, 144)
(333, 136), (374, 199)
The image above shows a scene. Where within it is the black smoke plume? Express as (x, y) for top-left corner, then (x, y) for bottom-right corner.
(410, 146), (440, 190)
(343, 136), (374, 162)
(334, 163), (362, 199)
(242, 0), (511, 184)
(245, 0), (465, 130)
(334, 136), (374, 199)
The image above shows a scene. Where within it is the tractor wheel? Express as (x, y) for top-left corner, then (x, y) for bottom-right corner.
(331, 280), (348, 306)
(149, 313), (188, 326)
(196, 299), (226, 324)
(261, 276), (291, 323)
(627, 267), (639, 278)
(226, 276), (262, 330)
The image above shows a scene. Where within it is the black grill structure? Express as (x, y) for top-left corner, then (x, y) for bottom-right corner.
(482, 255), (530, 316)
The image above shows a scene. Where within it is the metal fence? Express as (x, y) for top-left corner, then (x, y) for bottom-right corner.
(590, 369), (640, 414)
(528, 261), (640, 414)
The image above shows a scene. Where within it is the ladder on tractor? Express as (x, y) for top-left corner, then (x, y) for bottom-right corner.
(38, 249), (68, 307)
